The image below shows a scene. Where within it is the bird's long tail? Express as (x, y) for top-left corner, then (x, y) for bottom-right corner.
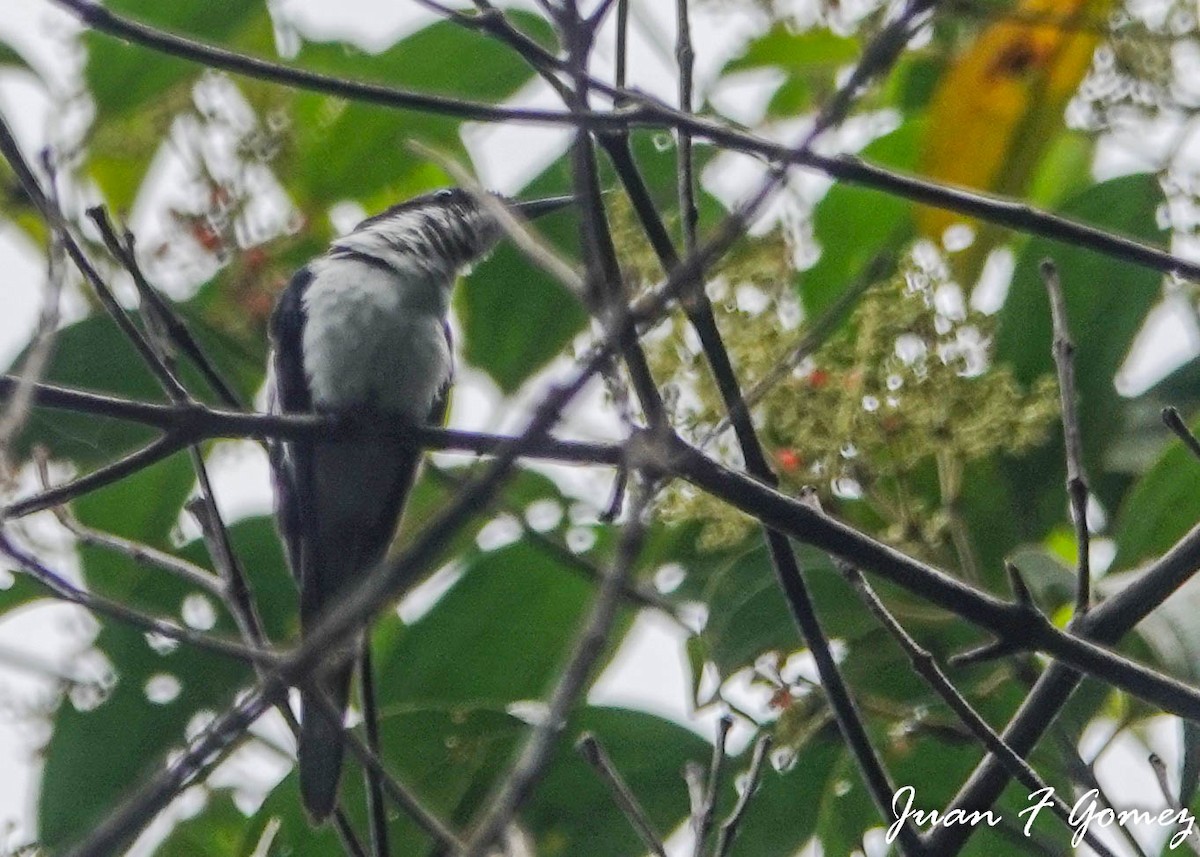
(299, 661), (354, 823)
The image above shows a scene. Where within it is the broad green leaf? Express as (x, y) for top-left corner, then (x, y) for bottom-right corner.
(39, 590), (250, 848)
(84, 0), (263, 118)
(525, 707), (709, 856)
(288, 13), (555, 204)
(996, 173), (1166, 522)
(1111, 410), (1200, 569)
(252, 706), (524, 857)
(6, 315), (166, 468)
(156, 792), (252, 857)
(689, 542), (873, 679)
(0, 572), (48, 618)
(724, 25), (859, 74)
(5, 272), (269, 478)
(799, 121), (918, 315)
(457, 196), (585, 393)
(83, 1), (272, 209)
(175, 515), (297, 643)
(374, 536), (620, 707)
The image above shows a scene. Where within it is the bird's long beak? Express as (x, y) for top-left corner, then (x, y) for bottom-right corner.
(513, 195), (575, 219)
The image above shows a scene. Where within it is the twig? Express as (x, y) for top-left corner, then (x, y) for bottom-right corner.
(5, 434), (185, 519)
(47, 0), (1200, 288)
(359, 643), (389, 857)
(425, 465), (680, 618)
(0, 377), (625, 463)
(407, 141), (585, 297)
(839, 560), (1118, 857)
(66, 341), (616, 855)
(675, 0), (698, 253)
(1149, 753), (1200, 855)
(461, 479), (654, 857)
(185, 491), (268, 647)
(1, 386), (625, 518)
(713, 734), (773, 857)
(560, 6), (668, 432)
(0, 150), (64, 477)
(692, 714), (733, 857)
(925, 523), (1200, 853)
(1163, 406), (1200, 461)
(1041, 259), (1091, 614)
(576, 732), (668, 857)
(628, 3), (936, 846)
(302, 681), (466, 852)
(0, 113), (187, 403)
(63, 682), (277, 857)
(1053, 731), (1149, 857)
(0, 529), (271, 665)
(31, 449), (225, 597)
(86, 208), (244, 409)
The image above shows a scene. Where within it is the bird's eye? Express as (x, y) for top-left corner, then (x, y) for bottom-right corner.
(435, 189), (453, 200)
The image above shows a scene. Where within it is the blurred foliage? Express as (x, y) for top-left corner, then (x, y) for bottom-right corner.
(2, 0), (1200, 854)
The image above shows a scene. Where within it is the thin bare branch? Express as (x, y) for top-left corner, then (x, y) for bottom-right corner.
(462, 479), (654, 857)
(1163, 406), (1200, 461)
(31, 449), (225, 597)
(667, 435), (1200, 721)
(576, 733), (668, 857)
(0, 529), (272, 665)
(675, 0), (697, 253)
(1149, 753), (1200, 855)
(838, 560), (1118, 857)
(713, 734), (773, 857)
(87, 208), (245, 409)
(0, 152), (64, 478)
(0, 113), (188, 403)
(692, 714), (733, 857)
(1041, 259), (1091, 614)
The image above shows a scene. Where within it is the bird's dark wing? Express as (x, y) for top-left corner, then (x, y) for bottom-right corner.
(267, 267), (313, 582)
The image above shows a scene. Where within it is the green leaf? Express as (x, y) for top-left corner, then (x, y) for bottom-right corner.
(39, 594), (250, 848)
(253, 706), (525, 857)
(375, 536), (617, 707)
(799, 121), (918, 315)
(1111, 412), (1200, 569)
(84, 0), (264, 118)
(288, 13), (555, 204)
(155, 792), (253, 857)
(525, 707), (709, 856)
(724, 25), (859, 74)
(82, 1), (272, 209)
(457, 196), (585, 393)
(995, 173), (1166, 524)
(5, 314), (166, 468)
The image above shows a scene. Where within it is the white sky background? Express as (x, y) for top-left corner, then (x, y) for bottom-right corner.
(1, 0), (1199, 855)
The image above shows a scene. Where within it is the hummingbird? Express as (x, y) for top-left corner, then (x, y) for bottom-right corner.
(267, 187), (571, 821)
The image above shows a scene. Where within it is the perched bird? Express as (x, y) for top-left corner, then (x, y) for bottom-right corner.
(267, 187), (571, 822)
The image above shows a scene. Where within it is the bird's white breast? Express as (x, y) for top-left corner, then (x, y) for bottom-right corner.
(300, 258), (452, 418)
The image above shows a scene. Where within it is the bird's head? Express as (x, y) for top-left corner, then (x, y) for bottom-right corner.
(334, 187), (572, 280)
